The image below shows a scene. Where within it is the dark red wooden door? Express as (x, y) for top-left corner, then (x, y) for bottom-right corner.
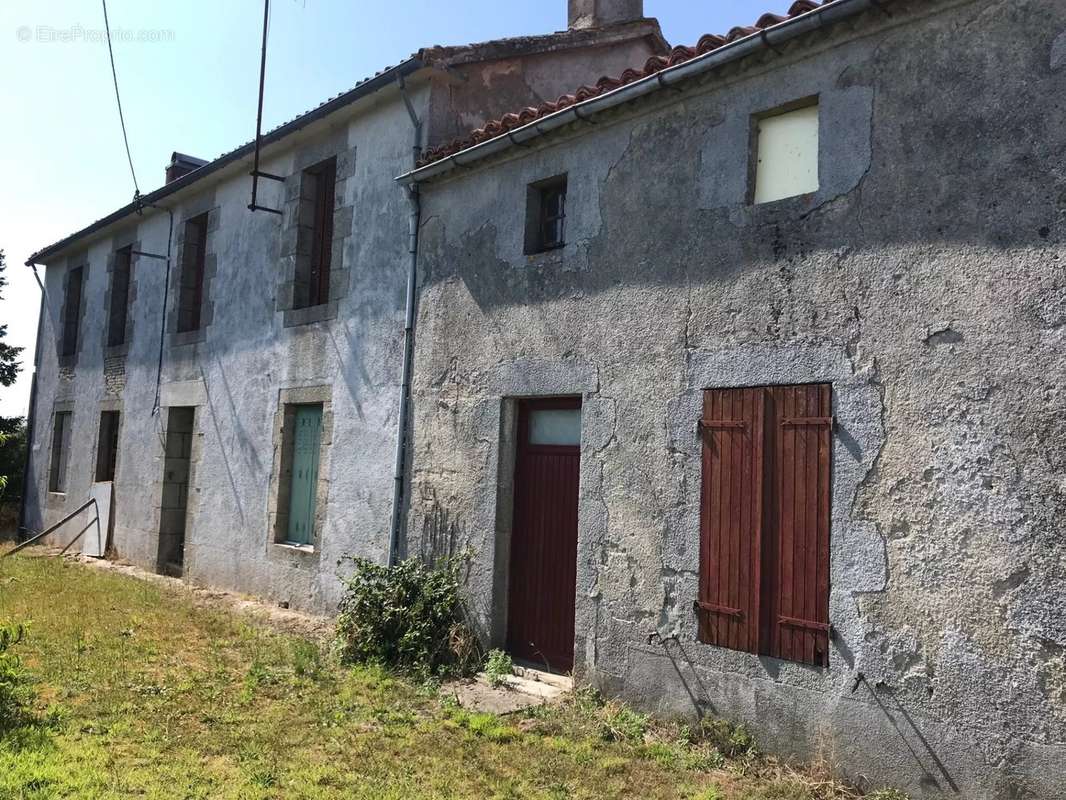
(507, 398), (582, 672)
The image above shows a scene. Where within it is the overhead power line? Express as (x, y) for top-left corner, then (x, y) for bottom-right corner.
(101, 0), (141, 202)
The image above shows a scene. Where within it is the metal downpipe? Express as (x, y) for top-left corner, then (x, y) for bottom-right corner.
(388, 76), (423, 566)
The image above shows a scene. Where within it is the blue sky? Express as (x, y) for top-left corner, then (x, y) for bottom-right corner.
(0, 0), (797, 416)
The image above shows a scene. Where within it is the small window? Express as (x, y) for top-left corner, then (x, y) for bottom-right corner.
(95, 411), (120, 482)
(697, 384), (832, 667)
(177, 214), (208, 333)
(294, 157), (336, 310)
(107, 246), (132, 347)
(752, 101), (819, 204)
(528, 407), (582, 446)
(525, 175), (567, 254)
(49, 410), (73, 493)
(61, 266), (84, 358)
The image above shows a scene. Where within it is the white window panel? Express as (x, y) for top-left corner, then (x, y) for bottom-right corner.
(754, 103), (819, 204)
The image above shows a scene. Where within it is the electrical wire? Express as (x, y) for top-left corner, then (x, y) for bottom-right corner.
(101, 0), (140, 202)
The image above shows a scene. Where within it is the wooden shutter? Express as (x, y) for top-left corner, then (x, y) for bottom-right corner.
(107, 248), (131, 346)
(178, 215), (207, 333)
(308, 158), (336, 307)
(286, 404), (323, 546)
(62, 267), (83, 357)
(698, 387), (765, 654)
(764, 384), (832, 667)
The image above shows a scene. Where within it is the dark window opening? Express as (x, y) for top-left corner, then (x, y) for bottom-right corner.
(107, 246), (132, 347)
(95, 411), (120, 482)
(49, 410), (72, 493)
(295, 157), (336, 310)
(177, 214), (208, 333)
(525, 174), (567, 254)
(61, 266), (84, 358)
(158, 406), (195, 575)
(697, 383), (832, 667)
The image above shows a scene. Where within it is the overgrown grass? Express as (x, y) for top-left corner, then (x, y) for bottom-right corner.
(0, 549), (907, 799)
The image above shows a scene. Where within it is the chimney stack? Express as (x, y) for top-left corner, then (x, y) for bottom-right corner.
(568, 0), (643, 29)
(165, 152), (208, 184)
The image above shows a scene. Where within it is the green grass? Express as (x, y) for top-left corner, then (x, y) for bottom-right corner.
(0, 550), (907, 799)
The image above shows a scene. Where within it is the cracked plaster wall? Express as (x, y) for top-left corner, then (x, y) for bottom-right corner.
(407, 1), (1066, 797)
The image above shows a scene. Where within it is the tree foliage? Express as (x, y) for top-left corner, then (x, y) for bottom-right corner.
(0, 250), (23, 389)
(0, 249), (26, 504)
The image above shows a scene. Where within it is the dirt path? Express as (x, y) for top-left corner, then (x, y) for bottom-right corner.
(16, 546), (335, 642)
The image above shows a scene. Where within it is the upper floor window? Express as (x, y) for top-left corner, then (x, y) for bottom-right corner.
(752, 100), (819, 204)
(525, 174), (567, 254)
(295, 156), (336, 309)
(177, 214), (208, 333)
(107, 246), (132, 347)
(61, 266), (84, 358)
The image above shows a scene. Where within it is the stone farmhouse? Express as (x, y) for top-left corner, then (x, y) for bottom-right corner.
(22, 1), (1066, 796)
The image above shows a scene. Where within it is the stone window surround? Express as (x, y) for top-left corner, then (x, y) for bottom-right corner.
(167, 194), (220, 349)
(265, 384), (334, 562)
(276, 131), (357, 329)
(653, 345), (886, 691)
(45, 399), (76, 509)
(57, 255), (88, 372)
(151, 402), (204, 574)
(101, 231), (140, 361)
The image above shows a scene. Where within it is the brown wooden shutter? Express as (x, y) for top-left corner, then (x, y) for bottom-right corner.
(309, 158), (336, 307)
(763, 383), (832, 667)
(698, 387), (765, 654)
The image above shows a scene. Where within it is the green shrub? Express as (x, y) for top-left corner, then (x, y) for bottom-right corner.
(484, 649), (514, 688)
(0, 622), (35, 731)
(335, 555), (479, 678)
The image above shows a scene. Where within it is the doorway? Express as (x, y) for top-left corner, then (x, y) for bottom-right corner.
(507, 397), (582, 672)
(158, 407), (194, 576)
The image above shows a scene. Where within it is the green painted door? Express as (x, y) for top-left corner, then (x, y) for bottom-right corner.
(287, 405), (322, 545)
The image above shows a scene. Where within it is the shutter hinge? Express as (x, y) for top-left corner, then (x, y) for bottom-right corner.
(694, 600), (743, 619)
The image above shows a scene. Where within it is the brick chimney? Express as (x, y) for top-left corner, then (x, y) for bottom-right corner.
(568, 0), (644, 29)
(165, 152), (208, 184)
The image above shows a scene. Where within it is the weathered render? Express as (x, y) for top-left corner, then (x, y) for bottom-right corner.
(403, 0), (1066, 796)
(22, 13), (666, 612)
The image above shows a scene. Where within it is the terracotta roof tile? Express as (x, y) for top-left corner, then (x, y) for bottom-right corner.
(417, 0), (835, 167)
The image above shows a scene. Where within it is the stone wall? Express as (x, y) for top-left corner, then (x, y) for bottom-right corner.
(406, 1), (1066, 796)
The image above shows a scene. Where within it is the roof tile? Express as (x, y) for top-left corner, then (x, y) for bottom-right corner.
(417, 0), (835, 167)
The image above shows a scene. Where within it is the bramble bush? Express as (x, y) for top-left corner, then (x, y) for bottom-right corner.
(335, 555), (480, 679)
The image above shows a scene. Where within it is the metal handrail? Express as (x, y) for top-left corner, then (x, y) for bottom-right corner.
(3, 498), (98, 559)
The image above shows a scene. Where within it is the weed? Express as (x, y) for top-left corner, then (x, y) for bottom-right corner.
(484, 649), (514, 688)
(292, 639), (323, 680)
(335, 555), (481, 678)
(690, 716), (758, 758)
(0, 622), (35, 731)
(600, 702), (649, 742)
(240, 656), (276, 702)
(866, 791), (910, 800)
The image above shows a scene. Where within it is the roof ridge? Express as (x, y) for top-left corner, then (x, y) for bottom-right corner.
(416, 0), (829, 167)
